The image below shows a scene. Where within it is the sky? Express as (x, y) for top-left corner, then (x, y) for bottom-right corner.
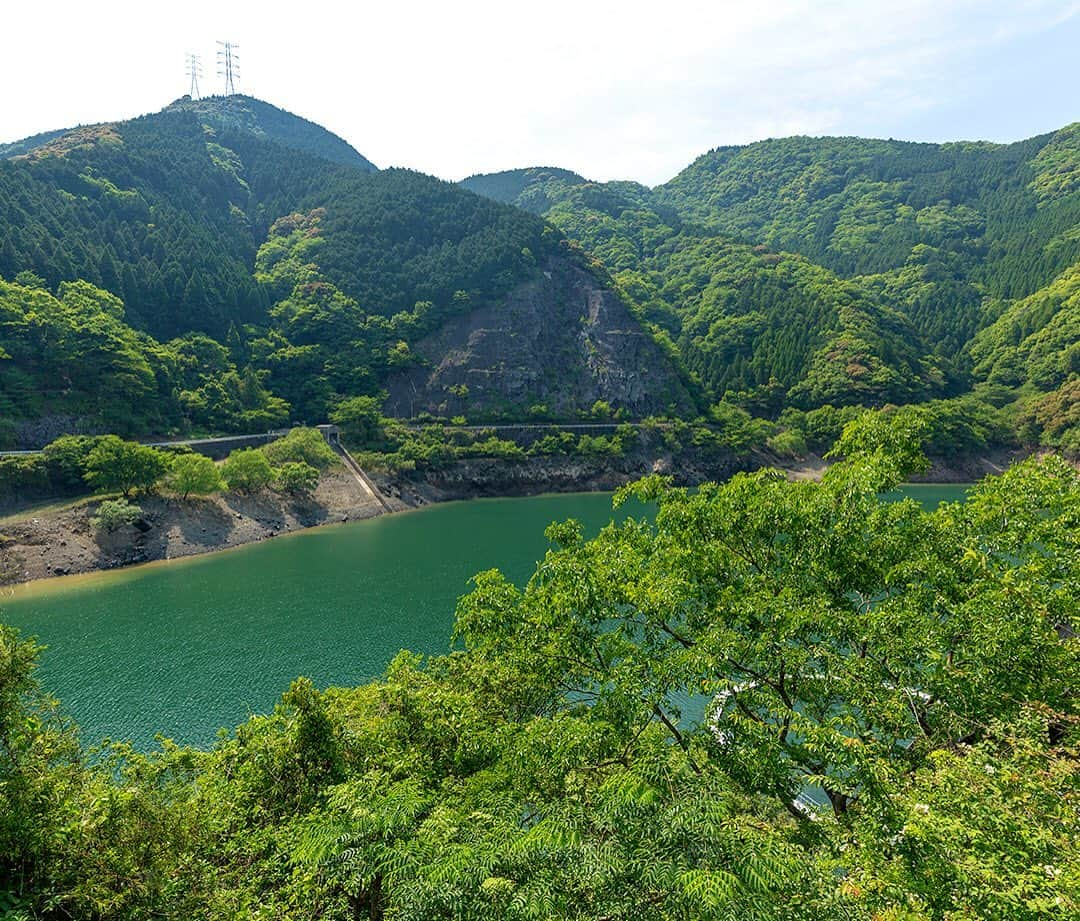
(3, 0), (1078, 185)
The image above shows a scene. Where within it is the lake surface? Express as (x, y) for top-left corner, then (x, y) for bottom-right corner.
(1, 484), (969, 749)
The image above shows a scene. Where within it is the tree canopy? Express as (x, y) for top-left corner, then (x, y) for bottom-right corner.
(1, 421), (1076, 919)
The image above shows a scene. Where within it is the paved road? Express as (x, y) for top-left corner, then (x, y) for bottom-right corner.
(0, 430), (291, 457)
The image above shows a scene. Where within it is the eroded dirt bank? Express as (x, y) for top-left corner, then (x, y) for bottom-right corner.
(0, 469), (389, 585)
(0, 447), (1033, 587)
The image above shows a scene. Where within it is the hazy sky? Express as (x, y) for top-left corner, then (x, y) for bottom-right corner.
(4, 1), (1077, 185)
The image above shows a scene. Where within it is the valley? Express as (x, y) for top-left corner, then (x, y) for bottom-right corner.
(0, 77), (1077, 921)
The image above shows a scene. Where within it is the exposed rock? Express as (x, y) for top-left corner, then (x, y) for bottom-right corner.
(0, 469), (390, 586)
(385, 258), (694, 418)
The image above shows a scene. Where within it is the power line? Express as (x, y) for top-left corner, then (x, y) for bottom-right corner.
(216, 41), (240, 96)
(186, 53), (203, 100)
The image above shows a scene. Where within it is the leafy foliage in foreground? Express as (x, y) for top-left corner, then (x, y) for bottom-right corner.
(1, 421), (1076, 919)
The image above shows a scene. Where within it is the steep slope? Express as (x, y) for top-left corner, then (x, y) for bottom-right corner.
(384, 257), (695, 418)
(969, 261), (1080, 453)
(0, 99), (691, 443)
(0, 103), (560, 340)
(464, 125), (1080, 413)
(654, 128), (1080, 303)
(462, 167), (951, 409)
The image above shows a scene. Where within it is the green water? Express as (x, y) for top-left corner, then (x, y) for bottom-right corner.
(0, 484), (969, 749)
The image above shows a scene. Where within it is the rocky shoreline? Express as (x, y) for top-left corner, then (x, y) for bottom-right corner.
(0, 447), (1030, 588)
(0, 469), (390, 587)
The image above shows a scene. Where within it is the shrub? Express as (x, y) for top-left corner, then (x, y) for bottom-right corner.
(464, 437), (526, 460)
(590, 400), (613, 420)
(0, 455), (49, 500)
(42, 435), (108, 491)
(767, 429), (809, 459)
(91, 498), (141, 534)
(222, 449), (273, 493)
(274, 461), (320, 495)
(261, 428), (338, 469)
(529, 432), (576, 456)
(576, 434), (623, 458)
(330, 396), (387, 448)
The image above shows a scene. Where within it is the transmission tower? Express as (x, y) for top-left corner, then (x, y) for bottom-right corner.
(217, 41), (240, 96)
(186, 53), (203, 99)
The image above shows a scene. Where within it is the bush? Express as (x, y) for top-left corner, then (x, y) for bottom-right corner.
(576, 434), (623, 458)
(261, 428), (338, 469)
(91, 498), (141, 534)
(590, 400), (613, 420)
(167, 454), (222, 500)
(529, 432), (576, 456)
(83, 436), (170, 498)
(274, 461), (320, 495)
(802, 404), (865, 451)
(222, 449), (274, 493)
(464, 437), (526, 460)
(767, 430), (808, 459)
(0, 455), (49, 500)
(709, 402), (774, 451)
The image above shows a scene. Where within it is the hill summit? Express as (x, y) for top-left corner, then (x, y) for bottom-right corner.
(162, 94), (377, 171)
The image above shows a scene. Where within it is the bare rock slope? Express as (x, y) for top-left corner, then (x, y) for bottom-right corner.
(386, 258), (695, 418)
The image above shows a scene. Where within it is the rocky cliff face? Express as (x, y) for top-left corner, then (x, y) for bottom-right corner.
(385, 258), (695, 418)
(377, 443), (749, 508)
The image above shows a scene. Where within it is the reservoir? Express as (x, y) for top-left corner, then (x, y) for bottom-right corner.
(0, 484), (968, 748)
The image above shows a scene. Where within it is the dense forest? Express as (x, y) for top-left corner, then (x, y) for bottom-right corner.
(0, 97), (1077, 451)
(1, 418), (1077, 918)
(0, 99), (573, 444)
(462, 122), (1080, 453)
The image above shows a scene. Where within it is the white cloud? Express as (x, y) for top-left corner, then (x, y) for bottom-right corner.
(2, 0), (1077, 184)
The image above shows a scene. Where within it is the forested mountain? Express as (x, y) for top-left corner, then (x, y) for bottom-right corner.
(463, 167), (953, 410)
(1, 98), (1077, 451)
(1, 98), (1078, 921)
(656, 127), (1080, 298)
(969, 262), (1080, 453)
(1, 97), (693, 445)
(463, 126), (1080, 448)
(164, 94), (378, 170)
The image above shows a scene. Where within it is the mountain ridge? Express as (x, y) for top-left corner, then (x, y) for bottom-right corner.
(1, 97), (1077, 453)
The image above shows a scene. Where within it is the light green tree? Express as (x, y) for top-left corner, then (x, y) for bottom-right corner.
(275, 461), (319, 495)
(83, 436), (170, 498)
(330, 396), (386, 448)
(222, 448), (273, 493)
(166, 453), (222, 500)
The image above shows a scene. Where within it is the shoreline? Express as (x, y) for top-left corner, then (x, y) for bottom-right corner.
(0, 447), (1028, 589)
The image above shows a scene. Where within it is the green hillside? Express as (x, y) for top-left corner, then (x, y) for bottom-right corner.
(2, 99), (1078, 450)
(654, 128), (1080, 298)
(969, 262), (1080, 452)
(463, 167), (954, 410)
(164, 94), (378, 171)
(462, 126), (1079, 441)
(0, 99), (683, 445)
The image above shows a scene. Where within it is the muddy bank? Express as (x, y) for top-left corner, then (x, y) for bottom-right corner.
(0, 469), (389, 586)
(375, 445), (1032, 506)
(777, 446), (1032, 484)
